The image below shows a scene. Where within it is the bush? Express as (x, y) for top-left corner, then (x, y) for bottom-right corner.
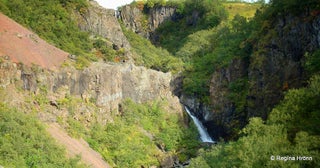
(0, 104), (87, 167)
(304, 49), (320, 75)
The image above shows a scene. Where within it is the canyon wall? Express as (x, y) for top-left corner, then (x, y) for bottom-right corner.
(207, 14), (320, 139)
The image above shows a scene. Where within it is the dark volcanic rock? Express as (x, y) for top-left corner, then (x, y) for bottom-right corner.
(208, 14), (320, 139)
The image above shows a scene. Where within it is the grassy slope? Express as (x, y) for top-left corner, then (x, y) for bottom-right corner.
(178, 2), (259, 97)
(223, 2), (261, 20)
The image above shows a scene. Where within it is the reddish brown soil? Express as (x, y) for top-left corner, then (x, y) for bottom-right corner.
(0, 13), (68, 70)
(47, 123), (111, 168)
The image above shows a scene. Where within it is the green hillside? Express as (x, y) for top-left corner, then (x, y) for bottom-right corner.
(122, 25), (183, 73)
(223, 2), (261, 20)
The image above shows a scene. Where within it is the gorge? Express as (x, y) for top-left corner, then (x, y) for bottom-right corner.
(0, 0), (319, 167)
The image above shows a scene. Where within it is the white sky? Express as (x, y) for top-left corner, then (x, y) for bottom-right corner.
(95, 0), (134, 10)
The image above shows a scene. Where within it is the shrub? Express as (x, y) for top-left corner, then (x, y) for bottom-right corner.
(0, 103), (87, 167)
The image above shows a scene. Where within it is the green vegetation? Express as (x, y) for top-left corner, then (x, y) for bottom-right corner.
(86, 99), (200, 167)
(122, 25), (183, 73)
(227, 77), (249, 113)
(188, 75), (320, 167)
(180, 1), (320, 166)
(0, 103), (87, 167)
(156, 0), (319, 106)
(155, 0), (228, 54)
(4, 73), (198, 167)
(130, 0), (185, 10)
(181, 14), (252, 99)
(136, 0), (258, 100)
(223, 2), (261, 20)
(269, 0), (320, 15)
(304, 49), (320, 75)
(174, 0), (320, 141)
(124, 4), (320, 167)
(55, 95), (200, 167)
(55, 95), (94, 139)
(1, 0), (320, 167)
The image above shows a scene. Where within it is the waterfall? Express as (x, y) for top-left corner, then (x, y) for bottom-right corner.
(184, 107), (214, 143)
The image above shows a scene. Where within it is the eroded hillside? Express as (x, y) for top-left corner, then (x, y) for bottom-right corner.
(0, 13), (68, 69)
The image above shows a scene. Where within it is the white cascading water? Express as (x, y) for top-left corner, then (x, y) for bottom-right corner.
(184, 107), (214, 143)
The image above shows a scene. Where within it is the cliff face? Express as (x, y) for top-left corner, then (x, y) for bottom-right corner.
(0, 60), (182, 124)
(119, 5), (177, 39)
(207, 14), (320, 139)
(54, 62), (179, 113)
(119, 5), (147, 37)
(74, 1), (132, 59)
(247, 14), (320, 118)
(149, 7), (177, 32)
